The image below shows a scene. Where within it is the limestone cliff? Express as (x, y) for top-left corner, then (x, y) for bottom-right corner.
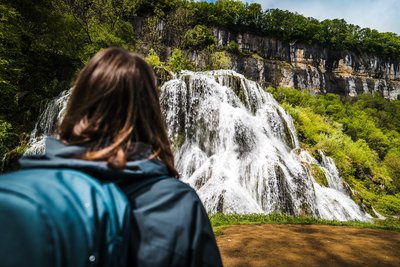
(212, 28), (400, 100)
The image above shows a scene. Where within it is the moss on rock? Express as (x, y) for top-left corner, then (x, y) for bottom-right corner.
(310, 164), (329, 187)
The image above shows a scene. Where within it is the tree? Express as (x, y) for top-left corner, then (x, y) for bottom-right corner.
(182, 25), (216, 50)
(135, 0), (187, 17)
(0, 4), (24, 118)
(164, 6), (194, 47)
(214, 0), (246, 29)
(243, 3), (262, 30)
(55, 0), (135, 61)
(138, 15), (164, 54)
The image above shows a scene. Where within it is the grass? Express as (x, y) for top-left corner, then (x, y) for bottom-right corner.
(209, 213), (400, 236)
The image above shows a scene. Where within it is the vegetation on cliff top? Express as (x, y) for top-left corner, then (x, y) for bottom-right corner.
(134, 0), (400, 59)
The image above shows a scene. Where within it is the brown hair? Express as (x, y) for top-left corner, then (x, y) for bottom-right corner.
(58, 47), (178, 177)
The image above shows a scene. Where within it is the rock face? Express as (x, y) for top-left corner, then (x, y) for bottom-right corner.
(212, 28), (400, 100)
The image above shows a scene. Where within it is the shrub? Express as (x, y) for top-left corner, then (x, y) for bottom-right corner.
(226, 40), (240, 53)
(0, 120), (13, 156)
(384, 150), (400, 191)
(210, 51), (231, 69)
(167, 48), (191, 72)
(145, 48), (162, 68)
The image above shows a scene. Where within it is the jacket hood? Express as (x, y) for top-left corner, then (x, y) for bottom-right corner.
(19, 137), (170, 181)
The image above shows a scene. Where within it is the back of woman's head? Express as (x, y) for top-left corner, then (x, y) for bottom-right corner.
(59, 47), (178, 177)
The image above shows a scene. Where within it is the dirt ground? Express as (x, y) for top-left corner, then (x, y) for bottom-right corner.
(216, 224), (400, 267)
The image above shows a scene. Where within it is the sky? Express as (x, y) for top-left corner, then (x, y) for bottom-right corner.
(206, 0), (400, 35)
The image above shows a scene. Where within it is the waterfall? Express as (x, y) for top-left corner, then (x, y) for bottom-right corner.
(25, 90), (70, 155)
(27, 70), (371, 221)
(319, 151), (345, 192)
(298, 150), (368, 220)
(161, 70), (370, 221)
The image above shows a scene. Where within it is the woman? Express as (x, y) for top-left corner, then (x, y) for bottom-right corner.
(20, 47), (223, 266)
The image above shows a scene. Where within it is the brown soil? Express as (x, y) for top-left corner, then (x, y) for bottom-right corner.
(216, 224), (400, 267)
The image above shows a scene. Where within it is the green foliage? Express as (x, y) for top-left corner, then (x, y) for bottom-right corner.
(167, 48), (191, 73)
(310, 164), (328, 187)
(226, 40), (240, 54)
(0, 120), (13, 156)
(0, 119), (26, 171)
(0, 4), (23, 80)
(164, 6), (195, 47)
(214, 0), (246, 28)
(384, 149), (400, 192)
(145, 48), (162, 68)
(0, 4), (25, 117)
(135, 0), (187, 17)
(138, 15), (164, 53)
(80, 18), (135, 63)
(210, 51), (231, 69)
(1, 140), (29, 172)
(251, 53), (264, 61)
(182, 0), (400, 59)
(374, 216), (400, 230)
(182, 25), (216, 50)
(209, 213), (400, 236)
(53, 0), (135, 62)
(271, 87), (400, 215)
(374, 195), (400, 215)
(0, 0), (139, 170)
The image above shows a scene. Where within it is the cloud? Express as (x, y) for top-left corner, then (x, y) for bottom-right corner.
(245, 0), (400, 34)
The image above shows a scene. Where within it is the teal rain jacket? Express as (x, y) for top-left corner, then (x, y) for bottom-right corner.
(19, 137), (223, 267)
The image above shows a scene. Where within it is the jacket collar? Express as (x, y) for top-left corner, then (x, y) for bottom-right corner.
(19, 137), (170, 181)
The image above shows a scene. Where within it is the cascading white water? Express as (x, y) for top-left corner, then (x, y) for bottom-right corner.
(298, 150), (369, 220)
(319, 151), (346, 192)
(161, 70), (370, 221)
(25, 90), (70, 155)
(27, 69), (371, 221)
